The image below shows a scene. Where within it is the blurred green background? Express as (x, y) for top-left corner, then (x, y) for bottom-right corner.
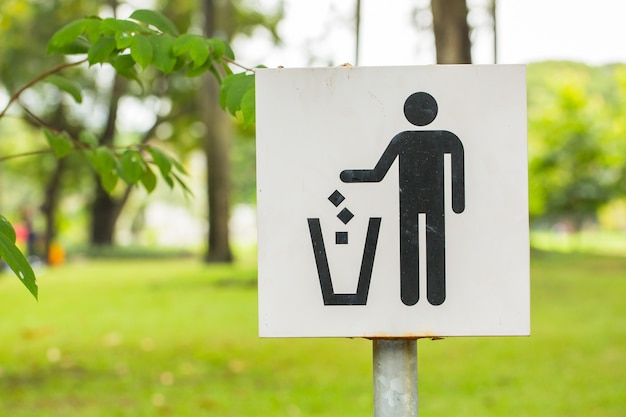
(2, 0), (626, 416)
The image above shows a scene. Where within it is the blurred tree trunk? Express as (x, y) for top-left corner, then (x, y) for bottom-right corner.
(355, 0), (362, 65)
(490, 0), (497, 64)
(88, 0), (130, 247)
(201, 0), (233, 262)
(89, 74), (129, 246)
(431, 0), (472, 64)
(40, 158), (65, 261)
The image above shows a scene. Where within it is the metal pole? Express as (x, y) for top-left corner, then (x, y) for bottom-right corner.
(373, 339), (418, 417)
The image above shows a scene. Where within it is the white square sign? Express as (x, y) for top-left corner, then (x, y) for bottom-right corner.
(256, 65), (529, 338)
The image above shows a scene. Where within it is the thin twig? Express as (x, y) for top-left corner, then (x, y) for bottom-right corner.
(221, 56), (256, 73)
(19, 102), (61, 133)
(0, 148), (54, 162)
(0, 58), (88, 119)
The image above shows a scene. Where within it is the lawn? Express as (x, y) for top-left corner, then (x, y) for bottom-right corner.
(0, 249), (624, 416)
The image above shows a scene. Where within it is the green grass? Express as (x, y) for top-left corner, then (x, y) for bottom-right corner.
(531, 230), (626, 256)
(420, 250), (626, 416)
(0, 250), (625, 416)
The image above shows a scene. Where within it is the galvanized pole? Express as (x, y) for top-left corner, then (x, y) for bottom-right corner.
(373, 339), (418, 417)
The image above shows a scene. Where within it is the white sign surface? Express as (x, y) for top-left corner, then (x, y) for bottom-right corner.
(256, 65), (529, 338)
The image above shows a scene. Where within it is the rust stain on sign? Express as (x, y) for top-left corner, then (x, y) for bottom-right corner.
(364, 331), (445, 341)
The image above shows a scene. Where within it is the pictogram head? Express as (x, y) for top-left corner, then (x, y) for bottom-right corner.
(403, 92), (438, 126)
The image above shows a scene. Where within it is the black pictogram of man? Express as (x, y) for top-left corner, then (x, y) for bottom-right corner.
(340, 92), (465, 306)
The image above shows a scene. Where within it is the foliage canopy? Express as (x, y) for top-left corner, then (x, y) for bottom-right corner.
(0, 9), (257, 298)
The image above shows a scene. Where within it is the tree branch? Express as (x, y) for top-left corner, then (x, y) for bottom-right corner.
(0, 58), (88, 119)
(221, 56), (256, 73)
(19, 102), (61, 132)
(0, 148), (54, 162)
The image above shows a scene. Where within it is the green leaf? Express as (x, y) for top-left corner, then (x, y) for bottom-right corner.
(111, 55), (140, 84)
(172, 33), (195, 56)
(171, 172), (193, 197)
(118, 150), (145, 184)
(140, 165), (157, 193)
(100, 169), (119, 193)
(111, 54), (135, 71)
(115, 31), (134, 50)
(172, 34), (210, 66)
(130, 9), (179, 36)
(171, 56), (186, 72)
(44, 129), (74, 158)
(83, 17), (103, 43)
(88, 36), (117, 65)
(172, 34), (211, 68)
(101, 18), (148, 36)
(44, 75), (83, 104)
(149, 34), (177, 74)
(223, 42), (235, 60)
(189, 39), (210, 68)
(84, 148), (98, 168)
(0, 231), (38, 300)
(207, 38), (226, 60)
(47, 19), (86, 54)
(78, 130), (99, 148)
(170, 156), (188, 175)
(163, 174), (174, 188)
(220, 60), (234, 77)
(131, 35), (153, 69)
(220, 72), (255, 116)
(48, 38), (91, 55)
(147, 147), (172, 178)
(185, 59), (213, 78)
(207, 62), (223, 83)
(240, 87), (256, 127)
(93, 147), (120, 192)
(0, 215), (17, 244)
(94, 146), (118, 172)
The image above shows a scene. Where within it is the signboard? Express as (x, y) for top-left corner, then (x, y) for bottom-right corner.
(256, 65), (529, 338)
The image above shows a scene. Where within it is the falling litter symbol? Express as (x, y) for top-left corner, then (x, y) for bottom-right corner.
(328, 190), (345, 207)
(307, 191), (382, 305)
(337, 207), (354, 224)
(328, 190), (353, 244)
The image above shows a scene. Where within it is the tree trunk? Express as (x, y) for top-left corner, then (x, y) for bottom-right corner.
(355, 0), (362, 65)
(431, 0), (472, 64)
(491, 0), (497, 64)
(89, 74), (128, 246)
(201, 0), (233, 262)
(90, 187), (117, 246)
(90, 185), (133, 246)
(40, 158), (65, 262)
(202, 79), (233, 262)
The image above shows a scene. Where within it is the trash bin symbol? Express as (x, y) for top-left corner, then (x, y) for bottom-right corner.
(307, 190), (382, 305)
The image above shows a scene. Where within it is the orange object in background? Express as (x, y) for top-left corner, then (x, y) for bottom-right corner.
(48, 243), (65, 266)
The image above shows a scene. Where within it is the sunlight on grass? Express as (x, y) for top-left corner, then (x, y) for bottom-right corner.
(531, 230), (626, 256)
